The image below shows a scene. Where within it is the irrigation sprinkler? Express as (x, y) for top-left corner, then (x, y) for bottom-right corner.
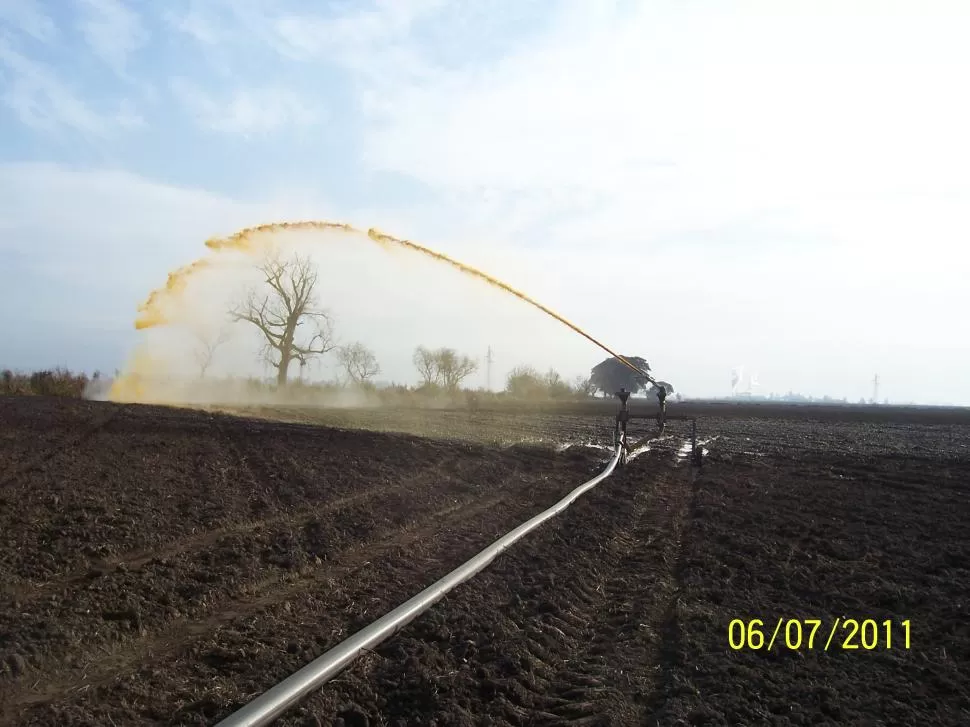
(615, 406), (703, 468)
(613, 384), (668, 467)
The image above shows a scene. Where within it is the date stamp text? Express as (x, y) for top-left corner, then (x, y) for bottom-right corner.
(728, 618), (911, 651)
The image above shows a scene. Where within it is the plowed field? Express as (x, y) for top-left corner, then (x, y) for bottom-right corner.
(1, 397), (968, 726)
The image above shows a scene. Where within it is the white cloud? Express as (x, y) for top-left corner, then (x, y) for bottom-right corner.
(357, 1), (970, 243)
(165, 0), (314, 59)
(75, 0), (149, 73)
(164, 3), (223, 46)
(170, 78), (322, 136)
(338, 1), (970, 282)
(273, 0), (445, 58)
(0, 37), (142, 135)
(0, 0), (57, 43)
(304, 0), (970, 402)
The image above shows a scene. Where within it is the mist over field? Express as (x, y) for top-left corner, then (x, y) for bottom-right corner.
(104, 225), (602, 406)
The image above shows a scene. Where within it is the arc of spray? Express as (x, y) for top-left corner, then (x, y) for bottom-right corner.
(198, 220), (655, 381)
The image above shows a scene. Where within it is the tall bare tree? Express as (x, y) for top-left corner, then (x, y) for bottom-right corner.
(193, 325), (231, 378)
(337, 342), (381, 385)
(231, 250), (337, 386)
(413, 346), (439, 386)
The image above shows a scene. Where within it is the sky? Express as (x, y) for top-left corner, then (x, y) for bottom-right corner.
(1, 0), (968, 405)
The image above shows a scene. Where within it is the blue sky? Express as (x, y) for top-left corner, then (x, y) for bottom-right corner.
(1, 0), (969, 404)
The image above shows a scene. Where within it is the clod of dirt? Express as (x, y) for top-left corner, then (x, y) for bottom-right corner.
(334, 705), (370, 727)
(7, 654), (27, 677)
(101, 607), (142, 629)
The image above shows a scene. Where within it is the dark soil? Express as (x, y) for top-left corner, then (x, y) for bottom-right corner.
(1, 396), (968, 726)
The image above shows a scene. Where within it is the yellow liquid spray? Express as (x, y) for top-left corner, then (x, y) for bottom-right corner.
(126, 220), (652, 394)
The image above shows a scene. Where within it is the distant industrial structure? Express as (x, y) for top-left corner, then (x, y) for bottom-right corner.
(731, 366), (760, 398)
(729, 368), (887, 405)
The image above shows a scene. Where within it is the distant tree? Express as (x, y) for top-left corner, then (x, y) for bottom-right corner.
(193, 325), (231, 378)
(436, 348), (478, 390)
(543, 369), (572, 398)
(504, 366), (573, 399)
(413, 346), (438, 387)
(645, 380), (675, 398)
(573, 375), (596, 398)
(230, 250), (337, 386)
(590, 355), (651, 396)
(506, 365), (545, 398)
(337, 342), (380, 385)
(412, 346), (478, 391)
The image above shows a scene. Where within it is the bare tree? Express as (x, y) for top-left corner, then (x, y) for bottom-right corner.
(412, 346), (478, 390)
(193, 325), (231, 378)
(413, 346), (439, 387)
(337, 342), (380, 385)
(573, 375), (596, 397)
(436, 348), (478, 391)
(543, 368), (572, 398)
(230, 250), (337, 386)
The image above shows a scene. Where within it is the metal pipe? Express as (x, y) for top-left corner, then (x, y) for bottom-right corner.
(216, 445), (624, 727)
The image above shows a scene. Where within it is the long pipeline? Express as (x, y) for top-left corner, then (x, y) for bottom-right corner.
(215, 443), (624, 727)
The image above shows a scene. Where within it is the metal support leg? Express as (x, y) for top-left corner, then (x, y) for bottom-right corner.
(618, 418), (628, 467)
(690, 418), (703, 468)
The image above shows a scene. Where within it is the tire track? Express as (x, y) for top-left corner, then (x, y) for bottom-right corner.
(0, 490), (513, 723)
(1, 446), (582, 723)
(1, 427), (468, 604)
(494, 468), (689, 726)
(0, 477), (404, 604)
(0, 398), (612, 726)
(0, 452), (500, 693)
(288, 452), (692, 726)
(214, 420), (313, 514)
